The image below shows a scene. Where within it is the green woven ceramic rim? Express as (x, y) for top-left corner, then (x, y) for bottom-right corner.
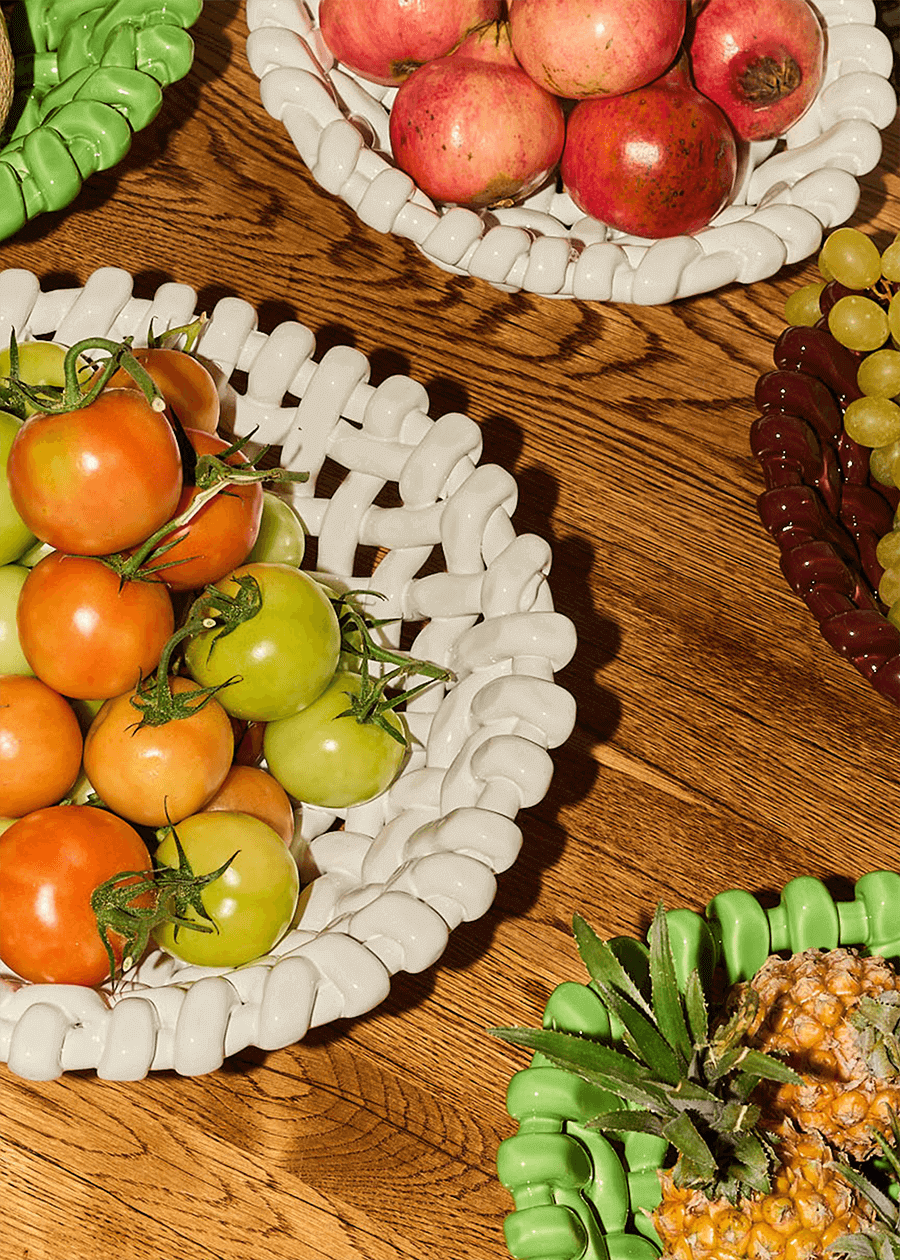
(498, 871), (900, 1260)
(0, 0), (202, 241)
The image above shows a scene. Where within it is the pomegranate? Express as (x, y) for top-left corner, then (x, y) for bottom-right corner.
(560, 57), (738, 239)
(319, 0), (503, 88)
(687, 0), (825, 142)
(508, 0), (688, 100)
(388, 22), (566, 210)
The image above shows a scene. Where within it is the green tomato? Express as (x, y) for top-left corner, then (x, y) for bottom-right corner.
(0, 563), (32, 675)
(185, 562), (341, 721)
(245, 491), (306, 567)
(0, 411), (36, 564)
(152, 811), (300, 968)
(263, 671), (408, 809)
(0, 340), (79, 416)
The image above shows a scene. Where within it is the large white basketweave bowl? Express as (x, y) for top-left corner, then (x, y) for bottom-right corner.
(246, 0), (898, 304)
(0, 267), (577, 1081)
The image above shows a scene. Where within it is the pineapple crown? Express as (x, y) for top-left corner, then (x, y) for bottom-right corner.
(491, 903), (802, 1203)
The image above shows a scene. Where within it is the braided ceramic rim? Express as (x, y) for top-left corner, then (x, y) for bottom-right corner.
(245, 0), (897, 304)
(0, 266), (578, 1080)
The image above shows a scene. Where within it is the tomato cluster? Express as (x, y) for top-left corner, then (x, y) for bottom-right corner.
(0, 332), (447, 988)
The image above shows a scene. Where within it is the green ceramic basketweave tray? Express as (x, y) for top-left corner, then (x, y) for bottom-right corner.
(497, 872), (900, 1260)
(0, 0), (201, 240)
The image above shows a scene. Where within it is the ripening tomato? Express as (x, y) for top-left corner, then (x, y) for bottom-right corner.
(184, 563), (341, 721)
(16, 552), (175, 699)
(6, 388), (183, 554)
(245, 492), (306, 567)
(83, 677), (234, 826)
(140, 429), (263, 592)
(0, 674), (83, 816)
(263, 671), (407, 809)
(203, 764), (295, 844)
(0, 564), (32, 676)
(0, 410), (36, 565)
(153, 811), (299, 967)
(0, 805), (153, 985)
(104, 346), (221, 434)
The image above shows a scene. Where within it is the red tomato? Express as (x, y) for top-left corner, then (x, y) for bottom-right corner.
(83, 677), (234, 826)
(16, 552), (175, 700)
(0, 805), (153, 985)
(6, 388), (183, 555)
(141, 428), (263, 592)
(203, 764), (295, 845)
(0, 675), (83, 816)
(105, 347), (220, 435)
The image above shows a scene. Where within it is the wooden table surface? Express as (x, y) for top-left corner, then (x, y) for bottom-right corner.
(2, 4), (900, 1258)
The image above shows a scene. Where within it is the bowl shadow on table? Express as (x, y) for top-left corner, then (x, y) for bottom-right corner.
(0, 0), (240, 250)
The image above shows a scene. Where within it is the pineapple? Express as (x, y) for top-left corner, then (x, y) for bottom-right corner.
(655, 1126), (874, 1260)
(738, 949), (900, 1160)
(493, 907), (877, 1260)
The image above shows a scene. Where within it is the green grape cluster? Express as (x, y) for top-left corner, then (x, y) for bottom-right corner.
(785, 226), (900, 621)
(786, 227), (900, 486)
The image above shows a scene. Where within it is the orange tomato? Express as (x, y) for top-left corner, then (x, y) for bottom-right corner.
(0, 674), (83, 816)
(204, 764), (296, 845)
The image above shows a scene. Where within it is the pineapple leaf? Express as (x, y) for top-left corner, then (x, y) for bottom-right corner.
(584, 1109), (666, 1138)
(837, 1159), (899, 1226)
(648, 902), (693, 1068)
(829, 1236), (892, 1260)
(489, 1026), (669, 1109)
(573, 913), (654, 1018)
(729, 1131), (776, 1196)
(593, 980), (684, 1086)
(684, 969), (709, 1048)
(662, 1110), (717, 1182)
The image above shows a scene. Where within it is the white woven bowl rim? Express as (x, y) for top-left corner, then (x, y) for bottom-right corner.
(0, 266), (578, 1080)
(246, 0), (898, 304)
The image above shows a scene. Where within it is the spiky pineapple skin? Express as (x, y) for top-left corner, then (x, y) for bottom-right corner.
(743, 949), (900, 1160)
(653, 1130), (875, 1260)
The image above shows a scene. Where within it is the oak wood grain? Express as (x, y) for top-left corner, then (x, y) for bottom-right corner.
(1, 3), (900, 1258)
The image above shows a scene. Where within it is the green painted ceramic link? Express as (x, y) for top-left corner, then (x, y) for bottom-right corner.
(0, 0), (201, 242)
(767, 875), (840, 954)
(498, 871), (900, 1260)
(842, 870), (900, 957)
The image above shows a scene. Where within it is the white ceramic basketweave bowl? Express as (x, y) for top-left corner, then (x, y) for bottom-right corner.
(0, 267), (577, 1081)
(245, 0), (897, 304)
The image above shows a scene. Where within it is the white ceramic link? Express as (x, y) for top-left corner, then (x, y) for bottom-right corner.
(0, 269), (577, 1079)
(247, 0), (897, 303)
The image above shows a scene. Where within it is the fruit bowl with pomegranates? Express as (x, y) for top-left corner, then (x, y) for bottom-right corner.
(0, 266), (577, 1080)
(246, 0), (896, 303)
(492, 872), (900, 1260)
(0, 0), (202, 242)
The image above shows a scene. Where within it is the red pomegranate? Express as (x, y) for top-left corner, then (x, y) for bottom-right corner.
(508, 0), (688, 99)
(687, 0), (825, 141)
(560, 57), (739, 239)
(319, 0), (503, 87)
(389, 22), (566, 210)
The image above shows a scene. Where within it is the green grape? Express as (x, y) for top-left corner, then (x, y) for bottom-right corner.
(857, 348), (900, 397)
(879, 565), (900, 608)
(842, 395), (900, 446)
(819, 227), (882, 289)
(870, 442), (898, 487)
(882, 235), (900, 282)
(828, 295), (890, 352)
(877, 529), (900, 570)
(890, 601), (900, 631)
(784, 281), (826, 327)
